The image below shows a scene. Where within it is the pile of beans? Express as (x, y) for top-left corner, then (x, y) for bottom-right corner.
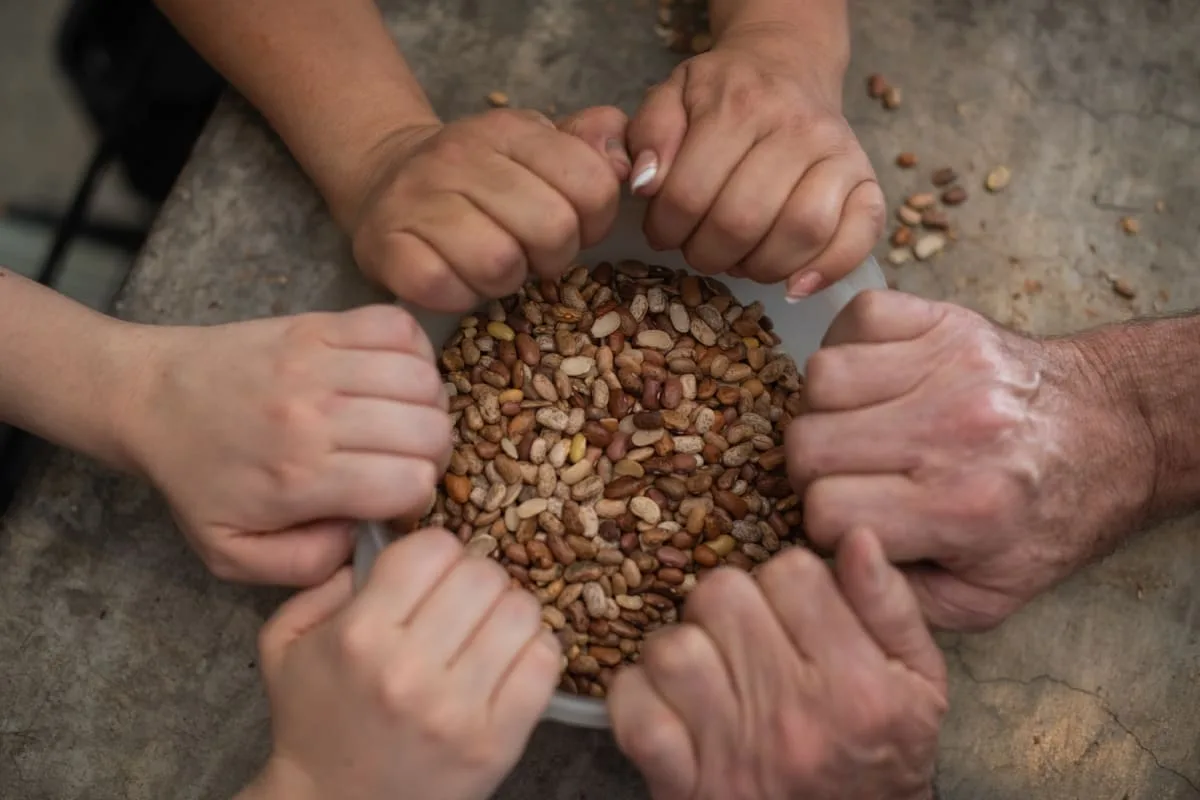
(418, 259), (808, 698)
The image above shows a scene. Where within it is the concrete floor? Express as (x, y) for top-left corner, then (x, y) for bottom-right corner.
(2, 0), (1200, 798)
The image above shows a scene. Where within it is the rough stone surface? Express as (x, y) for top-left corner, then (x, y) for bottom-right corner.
(2, 0), (1199, 798)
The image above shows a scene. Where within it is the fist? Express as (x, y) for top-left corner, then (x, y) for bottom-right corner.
(788, 290), (1155, 630)
(609, 530), (946, 800)
(126, 305), (452, 586)
(628, 29), (884, 298)
(249, 530), (561, 800)
(349, 107), (631, 313)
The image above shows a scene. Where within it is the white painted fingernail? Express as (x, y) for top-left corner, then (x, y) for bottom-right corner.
(786, 295), (804, 305)
(630, 163), (657, 192)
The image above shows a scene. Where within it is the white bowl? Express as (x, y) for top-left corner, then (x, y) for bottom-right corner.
(353, 194), (887, 729)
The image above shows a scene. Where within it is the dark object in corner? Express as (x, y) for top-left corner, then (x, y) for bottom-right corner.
(0, 0), (225, 516)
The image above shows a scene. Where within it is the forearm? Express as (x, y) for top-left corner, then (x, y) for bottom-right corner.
(1069, 312), (1200, 523)
(154, 0), (438, 228)
(710, 0), (850, 79)
(0, 269), (146, 472)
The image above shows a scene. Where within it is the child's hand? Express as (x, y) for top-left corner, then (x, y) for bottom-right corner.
(125, 305), (451, 586)
(239, 530), (560, 800)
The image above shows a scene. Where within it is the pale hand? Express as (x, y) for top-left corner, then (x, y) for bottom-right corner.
(609, 529), (946, 800)
(787, 290), (1155, 630)
(123, 305), (452, 586)
(240, 529), (562, 800)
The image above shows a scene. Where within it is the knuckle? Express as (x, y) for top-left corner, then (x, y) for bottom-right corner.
(688, 567), (749, 619)
(780, 731), (835, 786)
(661, 181), (710, 222)
(263, 445), (319, 499)
(856, 181), (888, 231)
(503, 586), (545, 627)
(843, 289), (892, 332)
(802, 480), (843, 548)
(541, 200), (580, 250)
(426, 134), (475, 169)
(760, 546), (825, 588)
(472, 236), (526, 287)
(643, 624), (711, 679)
(205, 549), (242, 583)
(379, 663), (426, 715)
(955, 473), (1012, 524)
(803, 348), (843, 393)
(411, 358), (447, 403)
(712, 203), (770, 248)
(615, 699), (684, 765)
(784, 416), (822, 469)
(336, 614), (377, 664)
(573, 168), (618, 223)
(782, 196), (839, 249)
(459, 735), (506, 772)
(380, 305), (427, 352)
(845, 676), (899, 737)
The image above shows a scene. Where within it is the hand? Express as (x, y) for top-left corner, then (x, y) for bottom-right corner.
(609, 530), (946, 800)
(787, 290), (1156, 630)
(348, 106), (631, 313)
(240, 529), (561, 800)
(627, 25), (885, 298)
(123, 304), (452, 586)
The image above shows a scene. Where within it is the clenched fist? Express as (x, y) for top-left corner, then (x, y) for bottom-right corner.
(628, 25), (884, 298)
(787, 290), (1156, 630)
(347, 107), (631, 312)
(609, 530), (946, 800)
(239, 530), (561, 800)
(124, 305), (452, 586)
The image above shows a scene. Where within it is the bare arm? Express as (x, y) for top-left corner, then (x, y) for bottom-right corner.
(0, 269), (146, 472)
(153, 0), (438, 229)
(1071, 313), (1200, 524)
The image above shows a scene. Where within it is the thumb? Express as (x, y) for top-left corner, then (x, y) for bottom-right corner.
(223, 520), (356, 587)
(258, 567), (354, 679)
(557, 105), (632, 181)
(626, 77), (687, 196)
(836, 528), (947, 691)
(903, 564), (1023, 634)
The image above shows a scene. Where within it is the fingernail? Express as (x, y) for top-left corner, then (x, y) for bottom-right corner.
(786, 270), (823, 302)
(630, 151), (658, 193)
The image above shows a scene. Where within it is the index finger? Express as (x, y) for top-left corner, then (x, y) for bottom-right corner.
(351, 528), (463, 624)
(609, 666), (699, 800)
(755, 547), (885, 672)
(493, 112), (622, 248)
(324, 304), (437, 364)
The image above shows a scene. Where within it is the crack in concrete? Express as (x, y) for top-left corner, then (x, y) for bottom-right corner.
(947, 646), (1200, 796)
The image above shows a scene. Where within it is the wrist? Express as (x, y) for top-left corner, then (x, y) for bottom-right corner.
(335, 121), (443, 232)
(100, 321), (167, 476)
(1051, 330), (1158, 534)
(710, 0), (850, 85)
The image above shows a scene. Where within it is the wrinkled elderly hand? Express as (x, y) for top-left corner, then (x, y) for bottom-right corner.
(125, 305), (452, 586)
(348, 107), (630, 312)
(788, 290), (1156, 630)
(627, 25), (884, 298)
(609, 529), (946, 800)
(240, 530), (561, 800)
